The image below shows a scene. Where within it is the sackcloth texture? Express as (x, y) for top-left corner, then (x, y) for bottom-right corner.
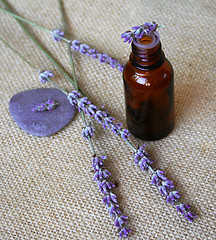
(0, 0), (215, 239)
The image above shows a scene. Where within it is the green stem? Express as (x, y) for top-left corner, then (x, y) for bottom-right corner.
(0, 6), (70, 44)
(58, 0), (95, 155)
(0, 36), (39, 71)
(125, 139), (136, 152)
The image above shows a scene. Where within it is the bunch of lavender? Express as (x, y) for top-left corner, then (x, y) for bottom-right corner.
(121, 22), (159, 43)
(66, 90), (197, 222)
(1, 1), (197, 236)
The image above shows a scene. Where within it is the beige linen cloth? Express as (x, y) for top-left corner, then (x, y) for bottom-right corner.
(0, 0), (215, 239)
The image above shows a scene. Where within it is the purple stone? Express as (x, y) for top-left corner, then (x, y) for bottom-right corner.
(9, 88), (77, 136)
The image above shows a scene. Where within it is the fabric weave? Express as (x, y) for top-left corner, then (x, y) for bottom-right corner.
(0, 0), (215, 239)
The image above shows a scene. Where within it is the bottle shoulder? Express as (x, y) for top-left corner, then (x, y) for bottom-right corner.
(123, 59), (173, 89)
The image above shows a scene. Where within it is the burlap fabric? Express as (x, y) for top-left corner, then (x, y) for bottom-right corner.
(0, 0), (215, 239)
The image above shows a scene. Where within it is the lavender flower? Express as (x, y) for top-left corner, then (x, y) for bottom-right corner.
(67, 90), (130, 141)
(92, 155), (131, 238)
(184, 211), (197, 222)
(115, 215), (128, 228)
(166, 191), (181, 204)
(176, 204), (191, 214)
(119, 227), (132, 238)
(38, 70), (54, 83)
(133, 145), (196, 222)
(81, 125), (95, 140)
(52, 29), (65, 42)
(70, 40), (125, 72)
(121, 22), (158, 43)
(32, 99), (58, 112)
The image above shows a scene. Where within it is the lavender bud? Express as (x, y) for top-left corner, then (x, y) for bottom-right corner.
(38, 70), (54, 83)
(92, 156), (105, 170)
(71, 40), (81, 51)
(184, 211), (197, 222)
(99, 180), (115, 194)
(114, 215), (128, 228)
(52, 29), (65, 42)
(176, 204), (191, 214)
(81, 125), (95, 140)
(108, 204), (121, 217)
(119, 227), (132, 238)
(166, 191), (181, 205)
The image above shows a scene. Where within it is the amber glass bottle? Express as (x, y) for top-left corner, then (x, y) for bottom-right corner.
(123, 32), (175, 141)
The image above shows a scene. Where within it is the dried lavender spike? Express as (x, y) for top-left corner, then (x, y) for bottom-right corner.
(133, 144), (196, 222)
(67, 91), (130, 141)
(121, 22), (158, 43)
(70, 40), (125, 72)
(32, 99), (58, 112)
(92, 155), (131, 238)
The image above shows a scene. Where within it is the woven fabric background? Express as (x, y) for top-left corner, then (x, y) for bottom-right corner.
(0, 0), (215, 239)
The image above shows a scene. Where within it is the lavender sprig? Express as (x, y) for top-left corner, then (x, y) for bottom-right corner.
(92, 156), (131, 238)
(121, 22), (158, 43)
(0, 7), (124, 72)
(134, 144), (197, 222)
(32, 99), (58, 112)
(57, 1), (131, 237)
(67, 91), (130, 141)
(70, 40), (124, 72)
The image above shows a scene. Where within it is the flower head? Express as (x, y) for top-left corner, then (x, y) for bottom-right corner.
(121, 22), (158, 43)
(32, 99), (58, 112)
(166, 191), (181, 205)
(184, 211), (197, 222)
(119, 227), (132, 238)
(52, 29), (65, 42)
(81, 125), (95, 140)
(115, 215), (128, 228)
(38, 70), (54, 83)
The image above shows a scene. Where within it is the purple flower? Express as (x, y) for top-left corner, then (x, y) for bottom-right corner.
(120, 129), (130, 140)
(108, 204), (121, 217)
(166, 191), (181, 205)
(158, 180), (174, 196)
(32, 103), (47, 112)
(103, 193), (118, 206)
(151, 170), (168, 185)
(92, 156), (105, 170)
(99, 180), (115, 194)
(32, 99), (58, 112)
(119, 227), (132, 238)
(94, 169), (111, 181)
(134, 144), (153, 168)
(176, 204), (191, 214)
(121, 22), (158, 43)
(70, 40), (124, 72)
(67, 91), (130, 141)
(38, 70), (54, 83)
(81, 125), (95, 140)
(52, 29), (65, 42)
(86, 104), (98, 117)
(121, 31), (134, 43)
(114, 215), (128, 228)
(45, 99), (58, 111)
(184, 211), (197, 222)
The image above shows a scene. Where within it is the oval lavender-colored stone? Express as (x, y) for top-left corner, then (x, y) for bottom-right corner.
(9, 88), (77, 136)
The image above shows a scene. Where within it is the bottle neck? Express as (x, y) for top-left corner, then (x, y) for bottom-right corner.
(131, 31), (165, 70)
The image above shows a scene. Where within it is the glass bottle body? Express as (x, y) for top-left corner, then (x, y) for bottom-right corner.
(123, 33), (175, 140)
